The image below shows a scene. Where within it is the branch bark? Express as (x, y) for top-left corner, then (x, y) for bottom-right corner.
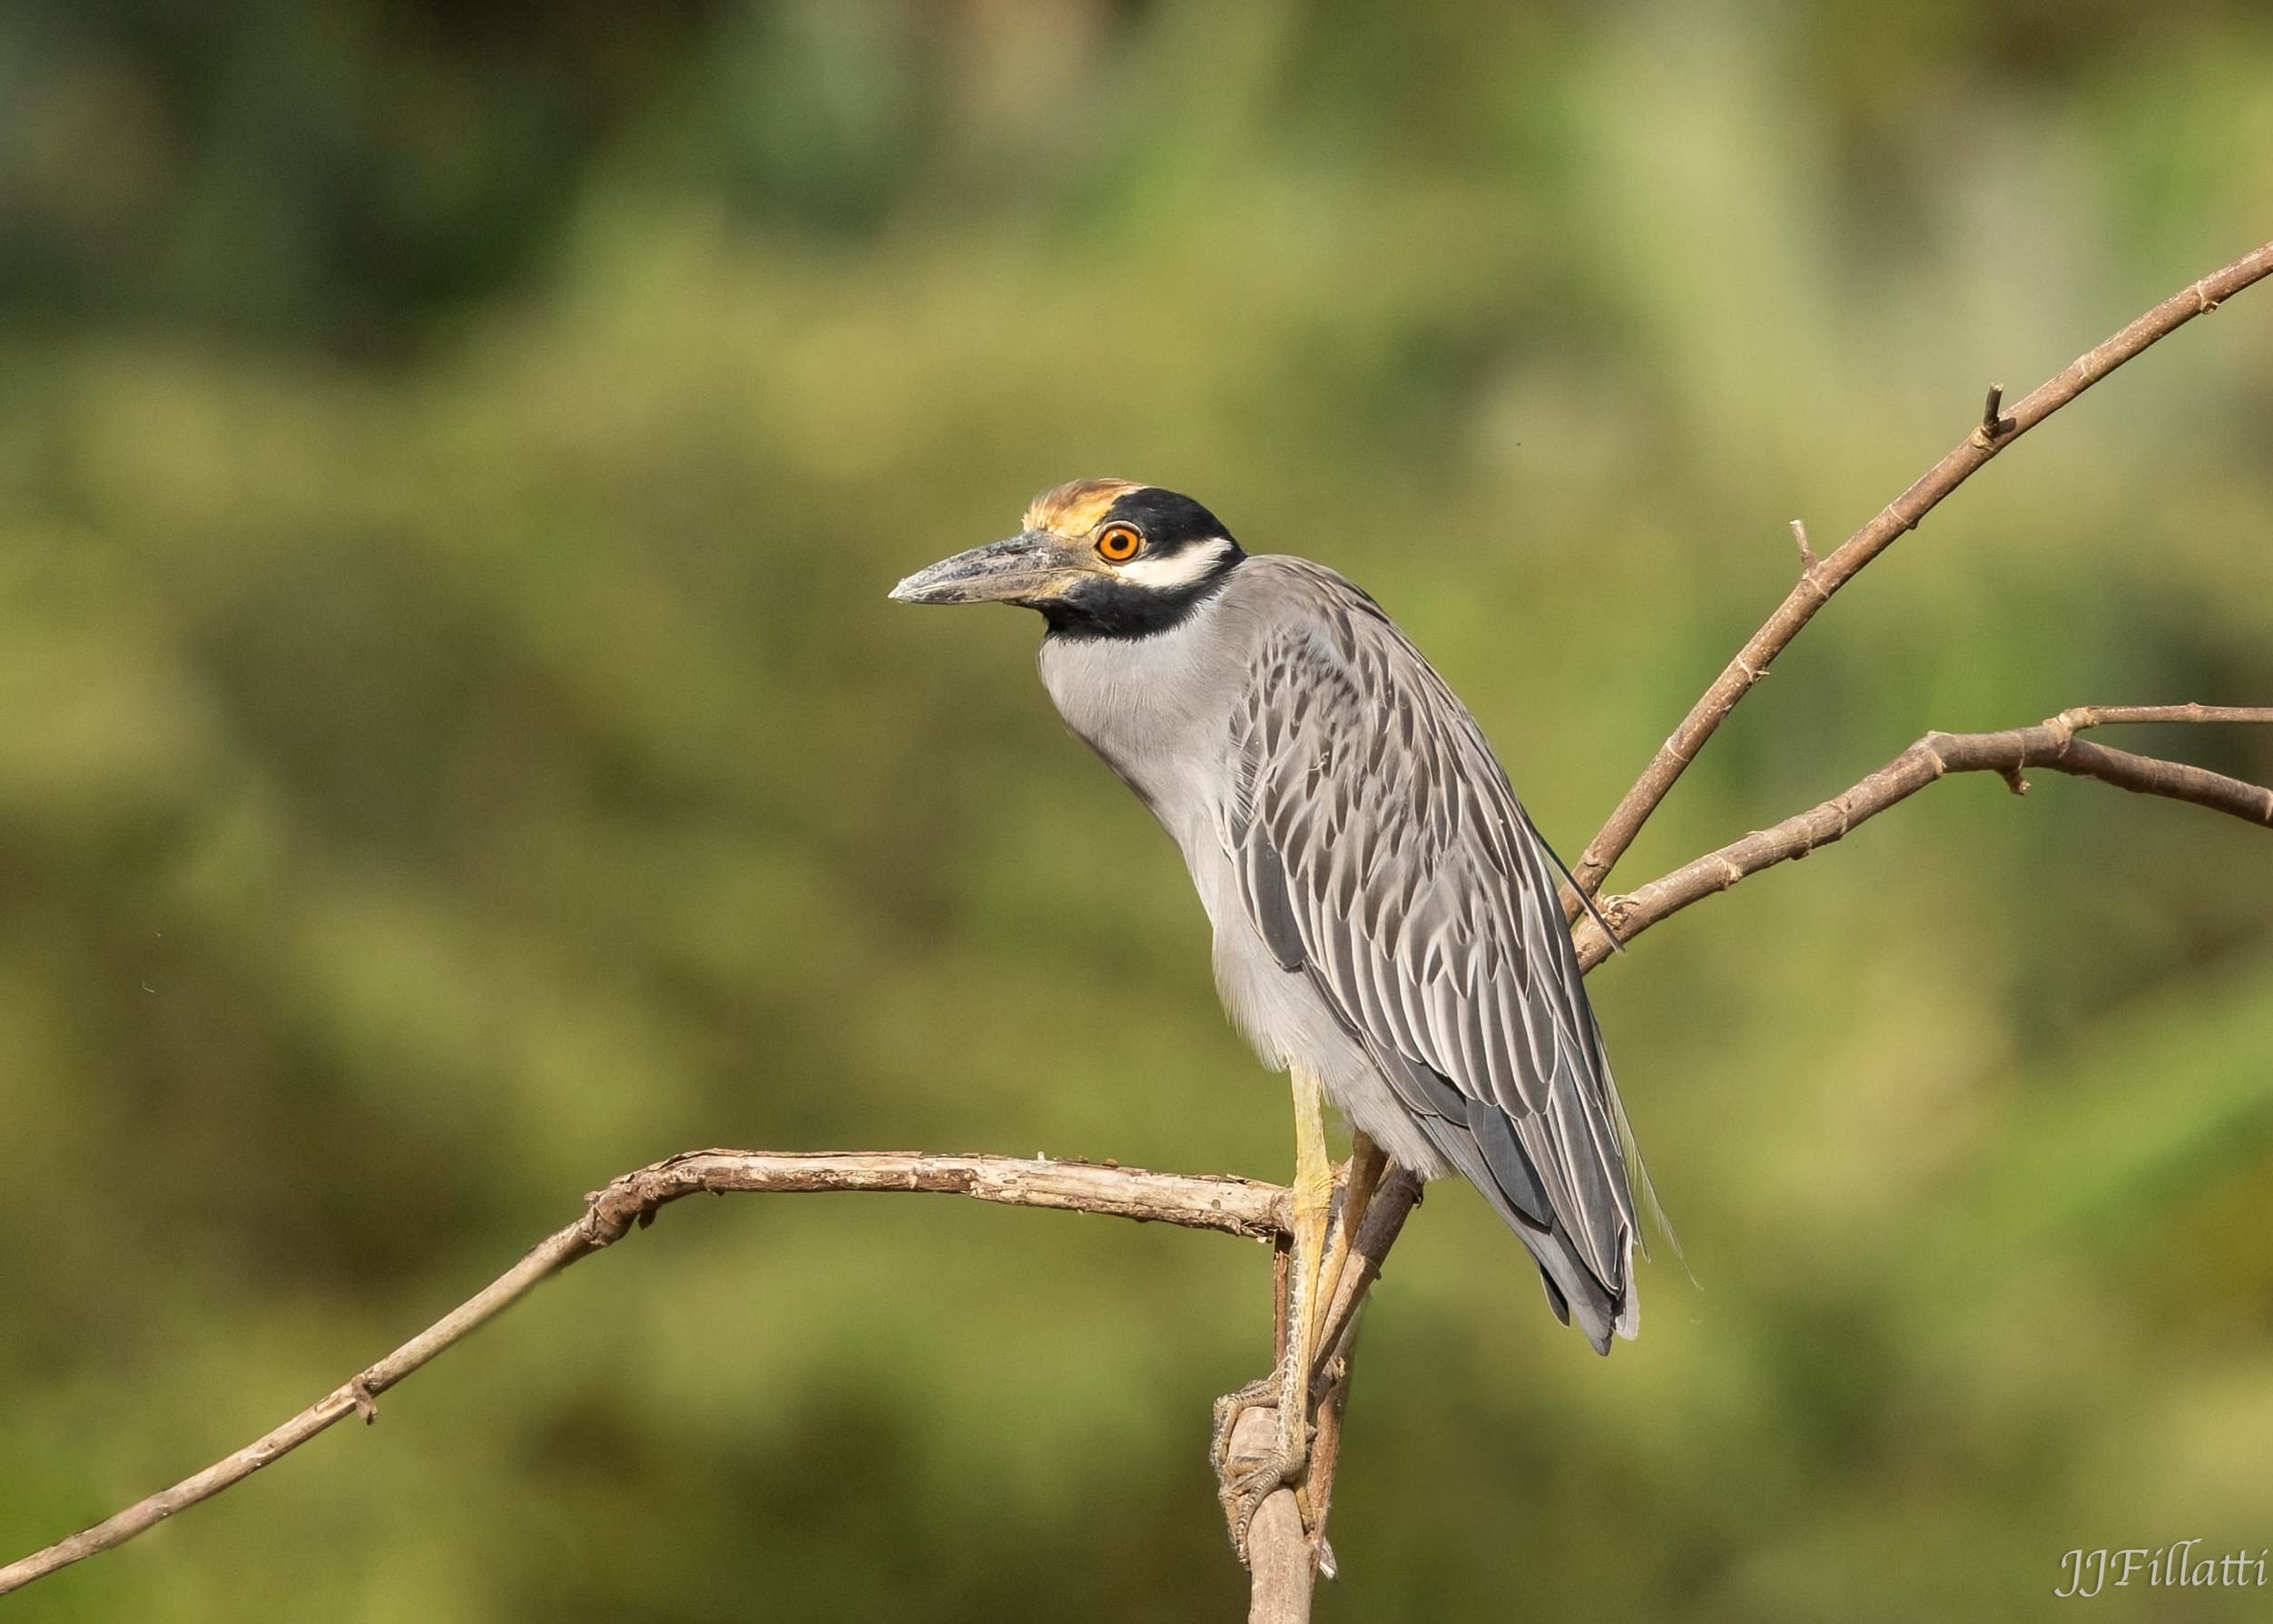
(1236, 1403), (1315, 1624)
(0, 1151), (1291, 1599)
(1571, 705), (2273, 968)
(1563, 236), (2273, 911)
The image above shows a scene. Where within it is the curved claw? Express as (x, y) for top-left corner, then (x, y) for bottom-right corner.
(1219, 1441), (1304, 1565)
(1208, 1373), (1281, 1473)
(1210, 1370), (1313, 1567)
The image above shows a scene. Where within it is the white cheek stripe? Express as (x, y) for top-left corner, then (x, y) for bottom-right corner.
(1117, 537), (1234, 590)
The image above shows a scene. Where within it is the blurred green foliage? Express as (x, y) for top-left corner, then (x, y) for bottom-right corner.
(4, 2), (2272, 1619)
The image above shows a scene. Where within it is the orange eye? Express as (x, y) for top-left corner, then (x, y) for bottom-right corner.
(1096, 524), (1144, 563)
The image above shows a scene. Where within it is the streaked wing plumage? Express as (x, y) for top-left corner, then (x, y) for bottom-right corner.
(1222, 560), (1639, 1346)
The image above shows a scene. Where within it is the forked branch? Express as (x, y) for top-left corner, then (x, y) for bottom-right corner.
(1572, 705), (2273, 969)
(1564, 237), (2273, 910)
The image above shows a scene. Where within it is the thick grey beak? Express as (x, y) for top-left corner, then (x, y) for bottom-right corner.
(889, 533), (1068, 605)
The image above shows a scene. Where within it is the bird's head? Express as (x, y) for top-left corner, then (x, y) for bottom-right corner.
(890, 480), (1245, 637)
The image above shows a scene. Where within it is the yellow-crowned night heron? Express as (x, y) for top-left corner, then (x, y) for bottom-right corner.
(891, 480), (1653, 1535)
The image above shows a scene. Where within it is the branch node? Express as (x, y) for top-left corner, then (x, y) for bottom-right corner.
(348, 1379), (379, 1425)
(1578, 703), (2273, 969)
(1973, 382), (2016, 447)
(1788, 518), (1816, 571)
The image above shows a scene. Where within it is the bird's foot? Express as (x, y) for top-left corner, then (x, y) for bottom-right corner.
(1209, 1366), (1310, 1566)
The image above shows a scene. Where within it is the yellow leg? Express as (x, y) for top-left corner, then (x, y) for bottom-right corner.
(1210, 1064), (1339, 1562)
(1279, 1063), (1334, 1464)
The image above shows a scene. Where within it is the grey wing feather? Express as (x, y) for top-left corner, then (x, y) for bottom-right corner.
(1224, 561), (1643, 1351)
(1244, 841), (1306, 971)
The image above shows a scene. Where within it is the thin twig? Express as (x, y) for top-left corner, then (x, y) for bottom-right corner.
(1572, 706), (2273, 967)
(2053, 703), (2273, 730)
(1789, 518), (1815, 570)
(1301, 1354), (1353, 1582)
(1563, 237), (2273, 914)
(0, 1150), (1290, 1598)
(1311, 1170), (1424, 1387)
(1976, 382), (2015, 443)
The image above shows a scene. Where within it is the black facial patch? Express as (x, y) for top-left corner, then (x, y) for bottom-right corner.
(1036, 486), (1247, 641)
(1101, 487), (1236, 550)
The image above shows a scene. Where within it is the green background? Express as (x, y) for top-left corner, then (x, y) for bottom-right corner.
(5, 3), (2272, 1619)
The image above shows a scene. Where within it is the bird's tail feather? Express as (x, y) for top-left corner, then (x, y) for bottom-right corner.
(1418, 1113), (1630, 1354)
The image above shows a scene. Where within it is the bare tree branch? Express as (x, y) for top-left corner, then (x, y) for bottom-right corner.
(1564, 236), (2273, 911)
(1312, 1170), (1424, 1386)
(1571, 706), (2273, 968)
(1235, 1403), (1314, 1624)
(0, 1150), (1291, 1599)
(9, 247), (2273, 1618)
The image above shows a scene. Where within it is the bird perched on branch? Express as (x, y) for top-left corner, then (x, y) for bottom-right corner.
(891, 479), (1655, 1546)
